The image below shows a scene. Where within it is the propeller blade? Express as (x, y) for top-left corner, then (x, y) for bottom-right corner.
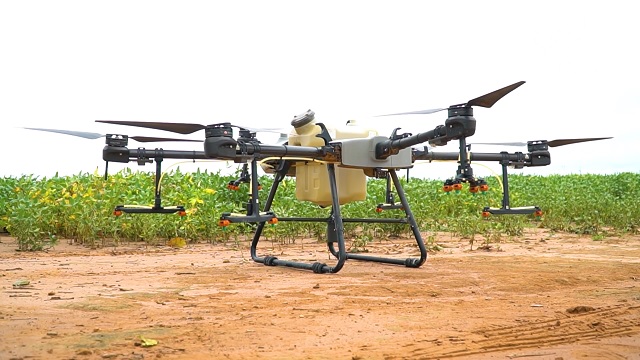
(473, 141), (527, 147)
(377, 81), (525, 117)
(377, 108), (447, 116)
(24, 127), (105, 139)
(96, 120), (285, 135)
(547, 137), (612, 147)
(275, 133), (288, 145)
(129, 136), (201, 143)
(24, 127), (200, 143)
(96, 120), (206, 134)
(473, 137), (612, 148)
(243, 126), (287, 134)
(466, 81), (525, 108)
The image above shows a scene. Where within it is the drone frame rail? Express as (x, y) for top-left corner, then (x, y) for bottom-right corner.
(482, 152), (542, 217)
(414, 148), (549, 216)
(240, 159), (427, 274)
(111, 148), (186, 216)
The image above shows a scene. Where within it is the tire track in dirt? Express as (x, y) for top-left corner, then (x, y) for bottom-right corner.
(386, 304), (640, 359)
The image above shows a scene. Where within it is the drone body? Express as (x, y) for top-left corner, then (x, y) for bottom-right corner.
(286, 110), (377, 207)
(23, 81), (613, 274)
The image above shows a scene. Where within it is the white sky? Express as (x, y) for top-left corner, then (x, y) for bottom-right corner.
(1, 1), (638, 180)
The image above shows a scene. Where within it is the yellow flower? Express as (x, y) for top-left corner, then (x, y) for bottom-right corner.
(189, 198), (204, 206)
(204, 188), (216, 194)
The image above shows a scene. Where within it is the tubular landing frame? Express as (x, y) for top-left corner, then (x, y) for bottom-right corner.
(243, 160), (428, 274)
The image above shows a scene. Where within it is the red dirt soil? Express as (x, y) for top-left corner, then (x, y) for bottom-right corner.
(1, 229), (639, 360)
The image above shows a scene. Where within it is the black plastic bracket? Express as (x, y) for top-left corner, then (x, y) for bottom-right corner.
(315, 123), (333, 146)
(227, 163), (261, 190)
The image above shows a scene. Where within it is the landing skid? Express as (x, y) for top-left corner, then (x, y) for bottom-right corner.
(220, 159), (428, 274)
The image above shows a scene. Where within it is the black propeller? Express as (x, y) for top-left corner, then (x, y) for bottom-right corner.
(473, 137), (613, 148)
(95, 120), (283, 135)
(379, 81), (526, 116)
(23, 127), (201, 143)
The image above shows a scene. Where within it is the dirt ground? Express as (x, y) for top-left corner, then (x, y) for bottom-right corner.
(1, 229), (639, 360)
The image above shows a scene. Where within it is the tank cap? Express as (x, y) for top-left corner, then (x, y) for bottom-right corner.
(291, 109), (315, 128)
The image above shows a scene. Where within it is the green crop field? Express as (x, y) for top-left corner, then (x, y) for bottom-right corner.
(1, 169), (638, 251)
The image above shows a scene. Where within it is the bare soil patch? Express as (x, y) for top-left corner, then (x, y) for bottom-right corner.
(1, 229), (640, 360)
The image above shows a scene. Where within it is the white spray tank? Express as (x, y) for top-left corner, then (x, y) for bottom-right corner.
(288, 110), (377, 207)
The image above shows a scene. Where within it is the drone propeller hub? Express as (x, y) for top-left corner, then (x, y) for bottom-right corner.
(204, 123), (234, 138)
(447, 105), (473, 118)
(443, 110), (476, 140)
(102, 145), (130, 163)
(204, 134), (238, 160)
(238, 128), (256, 138)
(105, 134), (129, 147)
(527, 140), (549, 152)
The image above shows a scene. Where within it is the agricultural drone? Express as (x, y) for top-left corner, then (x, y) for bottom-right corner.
(25, 81), (611, 274)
